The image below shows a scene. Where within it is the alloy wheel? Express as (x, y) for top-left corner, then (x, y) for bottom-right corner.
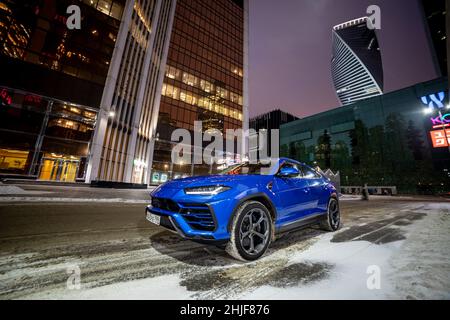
(329, 199), (340, 229)
(239, 208), (270, 256)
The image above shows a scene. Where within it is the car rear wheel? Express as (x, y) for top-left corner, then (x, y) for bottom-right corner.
(226, 201), (272, 261)
(319, 197), (341, 231)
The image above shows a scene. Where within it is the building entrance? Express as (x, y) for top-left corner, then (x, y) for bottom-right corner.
(39, 154), (80, 182)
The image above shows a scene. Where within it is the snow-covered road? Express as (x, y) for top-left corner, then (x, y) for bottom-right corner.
(0, 198), (449, 300)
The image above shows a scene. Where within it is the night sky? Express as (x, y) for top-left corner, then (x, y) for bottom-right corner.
(248, 0), (439, 118)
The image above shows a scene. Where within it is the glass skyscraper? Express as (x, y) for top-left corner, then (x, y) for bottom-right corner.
(331, 17), (384, 106)
(0, 0), (125, 182)
(0, 0), (248, 186)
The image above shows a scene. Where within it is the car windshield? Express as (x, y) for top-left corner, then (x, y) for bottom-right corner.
(219, 163), (272, 175)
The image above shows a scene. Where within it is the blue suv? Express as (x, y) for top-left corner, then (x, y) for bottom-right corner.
(146, 158), (340, 261)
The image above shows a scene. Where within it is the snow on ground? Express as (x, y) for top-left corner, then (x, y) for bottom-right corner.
(243, 204), (450, 300)
(386, 203), (450, 300)
(0, 197), (148, 203)
(28, 274), (191, 300)
(3, 201), (448, 300)
(53, 204), (449, 300)
(242, 235), (399, 299)
(0, 185), (51, 195)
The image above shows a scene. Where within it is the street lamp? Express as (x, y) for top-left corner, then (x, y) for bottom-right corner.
(423, 107), (433, 115)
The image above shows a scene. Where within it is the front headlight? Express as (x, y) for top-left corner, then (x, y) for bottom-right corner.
(184, 185), (231, 195)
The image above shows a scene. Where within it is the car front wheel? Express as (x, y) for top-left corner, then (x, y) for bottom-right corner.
(226, 201), (273, 261)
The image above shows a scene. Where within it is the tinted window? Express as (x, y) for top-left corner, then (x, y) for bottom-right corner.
(278, 162), (302, 178)
(302, 166), (321, 179)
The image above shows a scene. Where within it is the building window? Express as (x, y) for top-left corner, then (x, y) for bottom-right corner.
(200, 79), (214, 93)
(216, 87), (229, 99)
(0, 148), (29, 174)
(83, 0), (124, 20)
(162, 83), (242, 121)
(166, 66), (181, 79)
(182, 72), (198, 86)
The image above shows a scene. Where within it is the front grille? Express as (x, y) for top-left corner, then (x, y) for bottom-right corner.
(151, 198), (216, 232)
(178, 202), (216, 231)
(151, 197), (180, 212)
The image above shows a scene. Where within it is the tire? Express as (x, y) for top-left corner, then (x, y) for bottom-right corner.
(319, 197), (341, 231)
(226, 201), (273, 261)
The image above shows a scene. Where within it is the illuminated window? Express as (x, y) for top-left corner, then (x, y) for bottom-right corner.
(161, 84), (242, 121)
(231, 66), (243, 77)
(166, 66), (180, 80)
(97, 0), (112, 15)
(230, 92), (239, 104)
(180, 91), (186, 102)
(69, 107), (81, 114)
(182, 72), (198, 86)
(0, 149), (29, 172)
(200, 80), (214, 93)
(216, 87), (229, 99)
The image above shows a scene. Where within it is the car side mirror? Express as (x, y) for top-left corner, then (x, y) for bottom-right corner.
(278, 166), (300, 178)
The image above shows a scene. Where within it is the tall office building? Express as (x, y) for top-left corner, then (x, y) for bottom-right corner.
(0, 0), (248, 185)
(249, 109), (298, 161)
(421, 0), (448, 77)
(150, 0), (248, 184)
(87, 0), (248, 185)
(0, 0), (126, 182)
(86, 0), (178, 184)
(331, 17), (384, 106)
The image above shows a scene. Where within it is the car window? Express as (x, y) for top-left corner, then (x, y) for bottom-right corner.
(219, 163), (272, 175)
(279, 162), (302, 178)
(302, 166), (321, 179)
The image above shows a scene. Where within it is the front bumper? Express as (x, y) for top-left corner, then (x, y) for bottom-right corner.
(145, 197), (233, 242)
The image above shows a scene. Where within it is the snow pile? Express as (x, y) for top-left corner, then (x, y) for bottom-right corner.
(386, 204), (450, 299)
(242, 235), (398, 300)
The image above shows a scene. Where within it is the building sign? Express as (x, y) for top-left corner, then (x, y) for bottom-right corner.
(430, 113), (450, 129)
(430, 129), (450, 148)
(0, 88), (12, 107)
(421, 91), (446, 110)
(422, 92), (450, 149)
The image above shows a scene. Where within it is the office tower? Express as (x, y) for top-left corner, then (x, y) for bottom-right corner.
(331, 17), (384, 106)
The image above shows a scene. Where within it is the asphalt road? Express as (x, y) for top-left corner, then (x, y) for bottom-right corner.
(0, 197), (449, 299)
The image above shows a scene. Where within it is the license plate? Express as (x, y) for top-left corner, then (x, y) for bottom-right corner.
(146, 212), (161, 226)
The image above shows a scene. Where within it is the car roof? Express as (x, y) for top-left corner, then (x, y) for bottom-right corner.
(278, 157), (304, 166)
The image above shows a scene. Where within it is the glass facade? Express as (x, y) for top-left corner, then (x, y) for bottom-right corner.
(152, 0), (245, 183)
(280, 78), (449, 194)
(0, 0), (124, 85)
(0, 86), (97, 181)
(0, 0), (126, 182)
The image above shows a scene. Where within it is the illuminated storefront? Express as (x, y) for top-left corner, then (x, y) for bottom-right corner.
(280, 77), (449, 194)
(0, 86), (97, 182)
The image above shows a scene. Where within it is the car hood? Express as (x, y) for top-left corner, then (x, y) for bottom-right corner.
(159, 175), (269, 189)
